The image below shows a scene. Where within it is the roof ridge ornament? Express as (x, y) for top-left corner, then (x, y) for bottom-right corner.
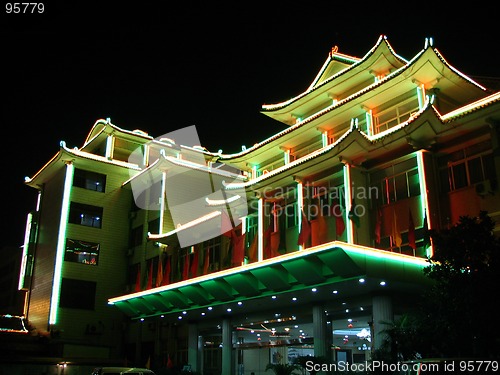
(329, 45), (339, 57)
(424, 37), (434, 49)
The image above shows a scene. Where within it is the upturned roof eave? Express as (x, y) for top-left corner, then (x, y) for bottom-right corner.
(25, 142), (141, 188)
(260, 35), (408, 114)
(219, 44), (488, 164)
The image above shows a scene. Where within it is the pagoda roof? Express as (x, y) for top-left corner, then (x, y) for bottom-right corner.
(121, 150), (245, 189)
(222, 91), (500, 190)
(143, 91), (500, 254)
(25, 141), (140, 188)
(83, 118), (153, 147)
(218, 38), (487, 166)
(260, 35), (408, 120)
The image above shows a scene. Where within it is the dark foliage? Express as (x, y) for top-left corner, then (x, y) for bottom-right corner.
(370, 211), (500, 364)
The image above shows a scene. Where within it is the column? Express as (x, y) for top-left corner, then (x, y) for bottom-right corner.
(50, 161), (74, 326)
(416, 82), (426, 110)
(188, 322), (199, 371)
(135, 320), (143, 367)
(257, 197), (264, 261)
(372, 295), (393, 351)
(159, 171), (167, 234)
(221, 318), (234, 375)
(487, 119), (500, 190)
(197, 334), (204, 374)
(342, 162), (354, 244)
(105, 134), (113, 159)
(313, 305), (328, 359)
(296, 179), (304, 250)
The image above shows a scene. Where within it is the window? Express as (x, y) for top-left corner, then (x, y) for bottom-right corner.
(69, 202), (103, 228)
(130, 225), (144, 247)
(59, 278), (96, 310)
(373, 98), (419, 134)
(205, 238), (221, 272)
(371, 158), (420, 205)
(439, 141), (495, 192)
(73, 168), (106, 192)
(148, 217), (160, 233)
(290, 136), (323, 160)
(246, 215), (258, 249)
(307, 182), (344, 220)
(285, 203), (298, 228)
(64, 238), (99, 265)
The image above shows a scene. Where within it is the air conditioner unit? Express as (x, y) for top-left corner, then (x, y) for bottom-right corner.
(475, 180), (493, 196)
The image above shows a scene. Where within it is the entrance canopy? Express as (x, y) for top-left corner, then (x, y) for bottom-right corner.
(108, 242), (431, 321)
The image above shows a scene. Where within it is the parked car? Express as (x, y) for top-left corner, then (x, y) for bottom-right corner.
(91, 368), (156, 375)
(0, 314), (28, 334)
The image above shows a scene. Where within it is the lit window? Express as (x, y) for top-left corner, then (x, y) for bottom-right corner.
(73, 168), (106, 192)
(69, 202), (103, 228)
(438, 141), (495, 192)
(64, 238), (99, 266)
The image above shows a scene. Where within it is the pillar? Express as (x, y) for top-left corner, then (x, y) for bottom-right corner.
(188, 322), (199, 371)
(135, 320), (143, 366)
(372, 295), (393, 351)
(197, 335), (204, 373)
(313, 305), (328, 359)
(487, 119), (500, 186)
(258, 197), (264, 261)
(222, 318), (234, 375)
(296, 179), (304, 250)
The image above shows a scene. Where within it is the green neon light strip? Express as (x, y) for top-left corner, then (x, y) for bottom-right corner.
(297, 182), (303, 250)
(416, 151), (433, 257)
(49, 162), (74, 325)
(108, 240), (428, 305)
(105, 135), (113, 159)
(343, 164), (353, 243)
(18, 212), (32, 290)
(258, 197), (263, 261)
(159, 171), (166, 232)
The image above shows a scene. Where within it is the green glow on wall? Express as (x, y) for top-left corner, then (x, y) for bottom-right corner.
(49, 162), (74, 325)
(297, 182), (303, 250)
(343, 164), (353, 243)
(416, 150), (432, 257)
(258, 197), (263, 260)
(18, 212), (32, 290)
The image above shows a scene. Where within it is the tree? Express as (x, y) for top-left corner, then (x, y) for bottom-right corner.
(295, 355), (328, 375)
(265, 363), (301, 375)
(369, 211), (500, 363)
(421, 211), (500, 358)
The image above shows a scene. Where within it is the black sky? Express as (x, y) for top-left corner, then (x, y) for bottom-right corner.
(2, 2), (499, 247)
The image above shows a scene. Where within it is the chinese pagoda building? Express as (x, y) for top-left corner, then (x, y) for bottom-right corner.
(20, 35), (500, 374)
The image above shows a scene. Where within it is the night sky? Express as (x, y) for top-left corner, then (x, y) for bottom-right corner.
(2, 2), (499, 248)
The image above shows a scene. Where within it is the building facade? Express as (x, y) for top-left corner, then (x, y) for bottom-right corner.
(20, 35), (500, 374)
